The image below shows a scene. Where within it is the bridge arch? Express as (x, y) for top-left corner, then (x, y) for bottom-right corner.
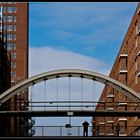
(0, 69), (140, 104)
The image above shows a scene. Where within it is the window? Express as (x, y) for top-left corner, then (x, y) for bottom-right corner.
(136, 37), (138, 47)
(136, 76), (138, 84)
(13, 71), (16, 78)
(136, 61), (137, 71)
(13, 43), (16, 50)
(7, 15), (12, 22)
(13, 6), (16, 13)
(13, 62), (16, 68)
(13, 34), (16, 40)
(13, 53), (16, 59)
(7, 25), (12, 31)
(11, 62), (12, 68)
(137, 76), (140, 84)
(13, 16), (16, 22)
(3, 16), (6, 22)
(4, 34), (7, 41)
(7, 33), (12, 40)
(0, 6), (2, 17)
(13, 25), (16, 31)
(136, 21), (138, 34)
(7, 6), (12, 13)
(3, 25), (7, 31)
(11, 71), (16, 78)
(136, 22), (140, 35)
(3, 6), (6, 13)
(7, 42), (12, 50)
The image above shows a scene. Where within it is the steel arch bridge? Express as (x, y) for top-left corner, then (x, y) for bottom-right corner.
(0, 69), (140, 104)
(1, 69), (140, 137)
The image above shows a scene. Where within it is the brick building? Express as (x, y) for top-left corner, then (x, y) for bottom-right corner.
(0, 13), (11, 136)
(94, 3), (140, 136)
(0, 2), (29, 136)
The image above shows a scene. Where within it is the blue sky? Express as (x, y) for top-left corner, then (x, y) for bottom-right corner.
(29, 2), (138, 127)
(29, 2), (138, 68)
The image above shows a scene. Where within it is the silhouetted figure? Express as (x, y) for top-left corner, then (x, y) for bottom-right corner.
(116, 123), (120, 136)
(82, 121), (89, 137)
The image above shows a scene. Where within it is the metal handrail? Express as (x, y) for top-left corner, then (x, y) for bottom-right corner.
(32, 125), (140, 136)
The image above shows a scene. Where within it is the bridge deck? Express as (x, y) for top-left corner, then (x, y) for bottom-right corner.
(0, 110), (140, 117)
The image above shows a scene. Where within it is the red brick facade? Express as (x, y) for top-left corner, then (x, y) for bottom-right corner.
(94, 3), (140, 136)
(0, 2), (29, 136)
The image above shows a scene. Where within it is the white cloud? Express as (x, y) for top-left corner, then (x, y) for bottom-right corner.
(29, 46), (110, 76)
(29, 46), (110, 127)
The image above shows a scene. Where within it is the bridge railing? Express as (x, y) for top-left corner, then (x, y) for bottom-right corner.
(0, 125), (140, 136)
(34, 126), (93, 136)
(1, 101), (140, 111)
(33, 126), (140, 136)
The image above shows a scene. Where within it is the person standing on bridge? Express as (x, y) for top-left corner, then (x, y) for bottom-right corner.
(116, 122), (120, 136)
(82, 121), (89, 137)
